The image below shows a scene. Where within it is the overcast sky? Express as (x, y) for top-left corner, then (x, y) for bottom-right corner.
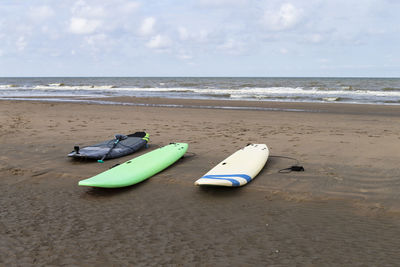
(0, 0), (399, 77)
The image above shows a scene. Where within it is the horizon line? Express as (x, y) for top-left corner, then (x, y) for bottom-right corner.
(1, 76), (399, 79)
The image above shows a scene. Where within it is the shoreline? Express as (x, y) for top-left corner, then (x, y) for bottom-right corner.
(1, 98), (400, 265)
(2, 95), (400, 116)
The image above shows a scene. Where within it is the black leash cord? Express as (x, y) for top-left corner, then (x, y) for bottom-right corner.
(269, 155), (305, 173)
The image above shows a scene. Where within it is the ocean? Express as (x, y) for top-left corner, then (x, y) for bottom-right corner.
(1, 77), (400, 105)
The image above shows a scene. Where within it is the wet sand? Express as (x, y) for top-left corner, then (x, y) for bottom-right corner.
(1, 98), (400, 266)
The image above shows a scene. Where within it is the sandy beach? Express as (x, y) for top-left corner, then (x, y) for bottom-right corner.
(1, 97), (400, 266)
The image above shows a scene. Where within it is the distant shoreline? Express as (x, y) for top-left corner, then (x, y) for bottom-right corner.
(2, 96), (400, 115)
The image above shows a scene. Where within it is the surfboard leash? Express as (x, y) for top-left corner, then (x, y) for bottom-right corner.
(269, 155), (305, 173)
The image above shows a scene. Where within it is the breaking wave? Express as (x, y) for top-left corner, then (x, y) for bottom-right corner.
(1, 77), (400, 105)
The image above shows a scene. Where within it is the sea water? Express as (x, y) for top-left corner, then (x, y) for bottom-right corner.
(1, 77), (400, 105)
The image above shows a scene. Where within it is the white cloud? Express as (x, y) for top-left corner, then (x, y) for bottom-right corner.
(16, 36), (27, 51)
(85, 33), (108, 46)
(198, 0), (248, 7)
(177, 51), (193, 60)
(218, 38), (236, 50)
(118, 1), (140, 14)
(71, 0), (106, 18)
(83, 33), (115, 54)
(217, 38), (244, 54)
(318, 58), (330, 63)
(308, 33), (324, 43)
(66, 1), (141, 36)
(178, 27), (210, 43)
(29, 6), (55, 22)
(280, 48), (288, 54)
(197, 30), (210, 42)
(140, 17), (156, 36)
(262, 3), (303, 31)
(146, 34), (172, 49)
(68, 17), (102, 35)
(178, 26), (189, 40)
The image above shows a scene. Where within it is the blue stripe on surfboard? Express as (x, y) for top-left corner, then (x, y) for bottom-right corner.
(202, 174), (252, 181)
(200, 174), (252, 186)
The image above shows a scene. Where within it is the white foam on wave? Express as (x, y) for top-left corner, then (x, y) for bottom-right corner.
(193, 87), (400, 98)
(113, 87), (196, 92)
(48, 83), (65, 86)
(192, 87), (303, 95)
(0, 84), (18, 89)
(322, 97), (341, 102)
(33, 85), (117, 90)
(2, 83), (400, 104)
(10, 85), (400, 98)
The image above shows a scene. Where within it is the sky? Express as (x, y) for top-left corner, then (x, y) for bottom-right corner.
(0, 0), (399, 77)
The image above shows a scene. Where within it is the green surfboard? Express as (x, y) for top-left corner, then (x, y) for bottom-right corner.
(78, 143), (188, 188)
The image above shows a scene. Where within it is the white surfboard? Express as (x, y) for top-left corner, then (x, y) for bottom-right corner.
(195, 144), (269, 187)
